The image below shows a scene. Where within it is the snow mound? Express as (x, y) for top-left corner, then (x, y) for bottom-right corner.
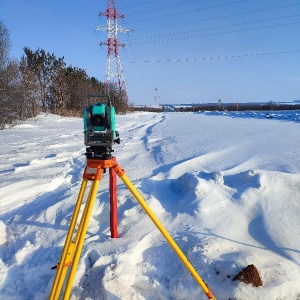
(171, 172), (201, 194)
(0, 220), (7, 245)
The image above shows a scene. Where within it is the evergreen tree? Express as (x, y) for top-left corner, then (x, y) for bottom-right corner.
(22, 47), (66, 111)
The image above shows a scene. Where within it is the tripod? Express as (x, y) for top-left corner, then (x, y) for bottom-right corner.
(49, 156), (215, 300)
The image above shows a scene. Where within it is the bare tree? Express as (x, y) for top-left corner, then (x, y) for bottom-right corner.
(0, 20), (10, 70)
(0, 21), (40, 128)
(0, 20), (13, 128)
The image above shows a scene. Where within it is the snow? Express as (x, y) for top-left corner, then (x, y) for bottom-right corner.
(0, 111), (300, 300)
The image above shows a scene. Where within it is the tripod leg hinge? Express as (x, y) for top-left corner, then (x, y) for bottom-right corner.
(112, 164), (125, 177)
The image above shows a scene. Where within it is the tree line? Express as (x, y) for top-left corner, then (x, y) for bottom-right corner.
(0, 20), (129, 129)
(164, 101), (300, 112)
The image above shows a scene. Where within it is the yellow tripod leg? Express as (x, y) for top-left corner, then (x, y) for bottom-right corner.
(120, 173), (216, 300)
(72, 180), (96, 251)
(49, 178), (88, 300)
(55, 180), (95, 299)
(54, 241), (75, 298)
(62, 179), (101, 300)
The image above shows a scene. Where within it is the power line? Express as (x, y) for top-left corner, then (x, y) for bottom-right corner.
(126, 0), (250, 23)
(123, 34), (150, 101)
(126, 0), (209, 16)
(128, 21), (300, 45)
(134, 3), (300, 31)
(124, 50), (300, 64)
(132, 14), (300, 41)
(120, 0), (159, 10)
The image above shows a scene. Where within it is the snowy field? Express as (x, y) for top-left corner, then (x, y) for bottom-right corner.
(0, 111), (300, 300)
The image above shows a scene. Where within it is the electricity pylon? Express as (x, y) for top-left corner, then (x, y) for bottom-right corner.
(95, 0), (130, 98)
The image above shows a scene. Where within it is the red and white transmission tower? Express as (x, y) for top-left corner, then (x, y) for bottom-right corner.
(95, 0), (130, 97)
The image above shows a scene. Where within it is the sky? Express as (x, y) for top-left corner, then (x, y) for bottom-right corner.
(0, 0), (300, 105)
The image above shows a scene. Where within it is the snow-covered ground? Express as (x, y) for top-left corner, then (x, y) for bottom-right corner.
(0, 111), (300, 300)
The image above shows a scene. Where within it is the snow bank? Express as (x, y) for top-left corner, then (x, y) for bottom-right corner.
(0, 112), (300, 299)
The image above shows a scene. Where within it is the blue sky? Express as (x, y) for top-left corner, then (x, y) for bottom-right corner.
(1, 0), (300, 105)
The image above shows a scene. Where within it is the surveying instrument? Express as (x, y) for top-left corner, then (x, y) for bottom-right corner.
(49, 95), (216, 300)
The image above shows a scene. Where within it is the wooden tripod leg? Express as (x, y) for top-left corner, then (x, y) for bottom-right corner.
(109, 156), (118, 238)
(63, 178), (101, 300)
(113, 164), (216, 300)
(49, 178), (88, 300)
